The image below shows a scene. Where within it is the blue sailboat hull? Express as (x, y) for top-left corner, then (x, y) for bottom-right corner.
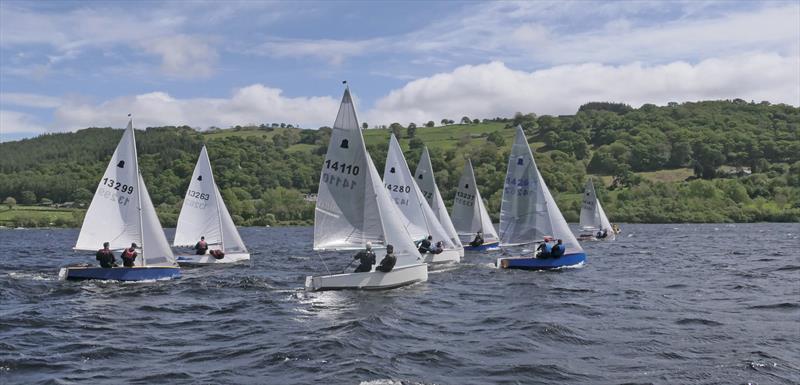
(463, 241), (501, 251)
(496, 252), (586, 270)
(60, 266), (181, 281)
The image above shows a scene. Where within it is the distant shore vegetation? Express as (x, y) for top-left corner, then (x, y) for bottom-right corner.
(1, 99), (798, 228)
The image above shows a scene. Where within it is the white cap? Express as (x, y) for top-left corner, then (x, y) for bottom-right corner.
(365, 242), (372, 250)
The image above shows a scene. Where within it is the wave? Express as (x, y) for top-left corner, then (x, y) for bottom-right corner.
(675, 318), (724, 326)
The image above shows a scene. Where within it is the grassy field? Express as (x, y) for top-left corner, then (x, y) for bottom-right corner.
(0, 205), (83, 227)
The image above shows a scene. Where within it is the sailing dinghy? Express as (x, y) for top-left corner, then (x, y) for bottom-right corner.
(414, 147), (465, 258)
(306, 86), (427, 291)
(62, 119), (180, 281)
(577, 178), (615, 241)
(496, 126), (585, 270)
(383, 135), (462, 265)
(452, 159), (500, 251)
(173, 145), (250, 265)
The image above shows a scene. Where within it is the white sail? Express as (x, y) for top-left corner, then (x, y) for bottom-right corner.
(451, 159), (499, 242)
(596, 199), (616, 240)
(500, 126), (582, 254)
(414, 147), (462, 247)
(75, 121), (142, 252)
(138, 176), (176, 266)
(216, 185), (248, 252)
(383, 135), (456, 250)
(75, 120), (175, 266)
(579, 178), (601, 231)
(499, 126), (550, 246)
(174, 146), (247, 253)
(367, 155), (423, 268)
(313, 88), (383, 250)
(174, 146), (222, 247)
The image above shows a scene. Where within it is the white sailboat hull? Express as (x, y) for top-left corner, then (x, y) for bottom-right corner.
(421, 248), (461, 265)
(176, 252), (250, 265)
(305, 263), (428, 291)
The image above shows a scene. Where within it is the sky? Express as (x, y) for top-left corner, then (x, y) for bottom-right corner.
(1, 0), (798, 141)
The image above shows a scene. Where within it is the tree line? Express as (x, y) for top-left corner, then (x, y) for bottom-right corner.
(0, 99), (797, 227)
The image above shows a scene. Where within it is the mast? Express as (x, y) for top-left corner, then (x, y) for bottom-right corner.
(129, 116), (146, 267)
(206, 146), (225, 251)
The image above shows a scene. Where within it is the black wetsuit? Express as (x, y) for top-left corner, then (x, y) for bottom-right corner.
(95, 249), (116, 268)
(469, 235), (484, 247)
(418, 239), (432, 253)
(353, 250), (376, 273)
(376, 253), (397, 273)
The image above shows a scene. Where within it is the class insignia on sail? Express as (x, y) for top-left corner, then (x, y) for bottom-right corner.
(496, 126), (586, 270)
(173, 145), (250, 265)
(62, 118), (180, 281)
(306, 85), (427, 291)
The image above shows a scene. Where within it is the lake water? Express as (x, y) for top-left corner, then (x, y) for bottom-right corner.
(1, 224), (798, 384)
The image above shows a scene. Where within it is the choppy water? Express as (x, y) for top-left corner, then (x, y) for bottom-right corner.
(1, 224), (798, 384)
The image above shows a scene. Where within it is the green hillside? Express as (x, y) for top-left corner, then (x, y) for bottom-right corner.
(1, 99), (798, 228)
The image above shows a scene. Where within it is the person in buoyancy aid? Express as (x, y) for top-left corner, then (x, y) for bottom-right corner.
(536, 237), (553, 258)
(551, 239), (565, 258)
(597, 229), (608, 239)
(96, 242), (116, 268)
(194, 236), (208, 255)
(418, 235), (433, 254)
(121, 243), (138, 267)
(469, 231), (484, 247)
(353, 242), (376, 273)
(430, 241), (444, 254)
(376, 244), (397, 273)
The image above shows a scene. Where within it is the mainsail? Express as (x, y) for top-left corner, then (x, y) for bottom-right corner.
(383, 135), (456, 250)
(451, 159), (499, 242)
(499, 126), (549, 246)
(579, 178), (601, 231)
(414, 147), (462, 247)
(500, 126), (582, 253)
(174, 145), (247, 253)
(75, 120), (175, 267)
(580, 178), (615, 239)
(313, 87), (421, 268)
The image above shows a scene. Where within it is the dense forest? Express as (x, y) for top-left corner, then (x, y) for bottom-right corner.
(1, 99), (798, 228)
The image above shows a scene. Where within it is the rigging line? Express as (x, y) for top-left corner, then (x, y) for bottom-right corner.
(316, 251), (332, 275)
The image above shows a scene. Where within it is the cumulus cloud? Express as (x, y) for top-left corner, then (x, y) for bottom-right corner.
(0, 110), (47, 136)
(365, 53), (800, 124)
(51, 84), (340, 131)
(0, 3), (218, 78)
(143, 35), (218, 78)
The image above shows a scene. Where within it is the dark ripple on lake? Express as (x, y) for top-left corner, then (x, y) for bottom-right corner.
(1, 224), (799, 384)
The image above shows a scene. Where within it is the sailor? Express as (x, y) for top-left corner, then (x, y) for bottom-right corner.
(418, 235), (433, 253)
(469, 231), (484, 247)
(194, 236), (208, 255)
(210, 249), (225, 259)
(121, 243), (138, 267)
(353, 242), (376, 273)
(430, 241), (444, 254)
(95, 242), (116, 268)
(551, 239), (565, 258)
(376, 244), (397, 273)
(536, 237), (553, 258)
